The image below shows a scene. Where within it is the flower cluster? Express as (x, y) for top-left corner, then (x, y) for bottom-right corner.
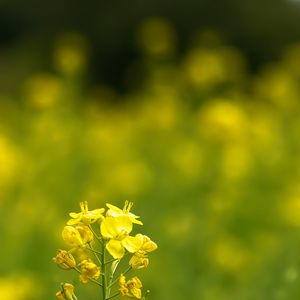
(53, 201), (157, 299)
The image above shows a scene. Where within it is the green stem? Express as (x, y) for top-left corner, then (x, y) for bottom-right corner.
(89, 225), (103, 243)
(105, 258), (116, 265)
(101, 241), (107, 300)
(107, 267), (132, 289)
(123, 266), (132, 276)
(88, 242), (102, 266)
(108, 260), (120, 296)
(87, 245), (103, 256)
(106, 292), (120, 300)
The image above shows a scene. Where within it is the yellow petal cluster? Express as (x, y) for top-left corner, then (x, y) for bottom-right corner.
(79, 259), (101, 283)
(106, 200), (143, 225)
(119, 274), (142, 299)
(122, 234), (158, 269)
(101, 215), (133, 259)
(122, 234), (157, 254)
(53, 249), (76, 269)
(68, 201), (104, 225)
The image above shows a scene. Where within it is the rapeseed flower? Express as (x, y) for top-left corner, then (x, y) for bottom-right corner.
(123, 234), (157, 269)
(129, 253), (149, 269)
(67, 201), (104, 225)
(106, 200), (143, 225)
(119, 274), (142, 299)
(122, 234), (157, 254)
(101, 215), (133, 259)
(53, 249), (76, 269)
(79, 259), (101, 283)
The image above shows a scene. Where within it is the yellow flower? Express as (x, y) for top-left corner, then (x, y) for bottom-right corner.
(62, 225), (93, 247)
(79, 259), (101, 283)
(56, 283), (77, 300)
(67, 201), (105, 225)
(100, 216), (133, 259)
(53, 249), (76, 269)
(122, 234), (157, 269)
(129, 253), (149, 269)
(119, 274), (142, 299)
(122, 234), (158, 255)
(106, 201), (143, 225)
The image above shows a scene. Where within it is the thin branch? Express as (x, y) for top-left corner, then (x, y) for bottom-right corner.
(107, 267), (132, 289)
(86, 246), (103, 256)
(88, 242), (102, 266)
(106, 292), (120, 300)
(105, 258), (117, 265)
(89, 225), (103, 242)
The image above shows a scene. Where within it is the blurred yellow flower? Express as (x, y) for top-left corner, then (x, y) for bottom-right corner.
(106, 201), (143, 225)
(68, 201), (104, 225)
(281, 192), (300, 226)
(0, 275), (38, 300)
(119, 274), (142, 299)
(23, 73), (62, 108)
(197, 100), (248, 142)
(254, 65), (298, 109)
(53, 249), (76, 269)
(137, 18), (177, 57)
(0, 135), (20, 188)
(211, 237), (252, 275)
(79, 259), (101, 283)
(53, 32), (89, 74)
(104, 161), (152, 196)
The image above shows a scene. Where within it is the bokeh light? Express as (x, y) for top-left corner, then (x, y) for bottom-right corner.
(1, 4), (300, 300)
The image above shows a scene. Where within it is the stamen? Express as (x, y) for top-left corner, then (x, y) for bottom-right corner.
(80, 202), (85, 212)
(127, 202), (133, 212)
(123, 200), (129, 212)
(84, 201), (88, 213)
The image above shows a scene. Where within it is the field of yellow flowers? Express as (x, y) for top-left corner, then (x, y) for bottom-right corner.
(2, 19), (300, 300)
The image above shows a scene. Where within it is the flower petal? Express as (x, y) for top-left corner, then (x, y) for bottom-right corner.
(106, 239), (125, 259)
(101, 216), (133, 239)
(122, 235), (143, 253)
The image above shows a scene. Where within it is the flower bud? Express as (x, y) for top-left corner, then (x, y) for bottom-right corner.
(53, 249), (76, 269)
(79, 259), (101, 283)
(119, 274), (142, 299)
(62, 226), (83, 247)
(76, 225), (94, 244)
(56, 283), (77, 300)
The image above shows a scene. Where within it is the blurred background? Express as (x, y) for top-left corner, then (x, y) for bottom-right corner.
(2, 0), (300, 299)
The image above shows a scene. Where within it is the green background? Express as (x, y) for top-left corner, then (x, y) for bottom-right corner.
(1, 1), (300, 299)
